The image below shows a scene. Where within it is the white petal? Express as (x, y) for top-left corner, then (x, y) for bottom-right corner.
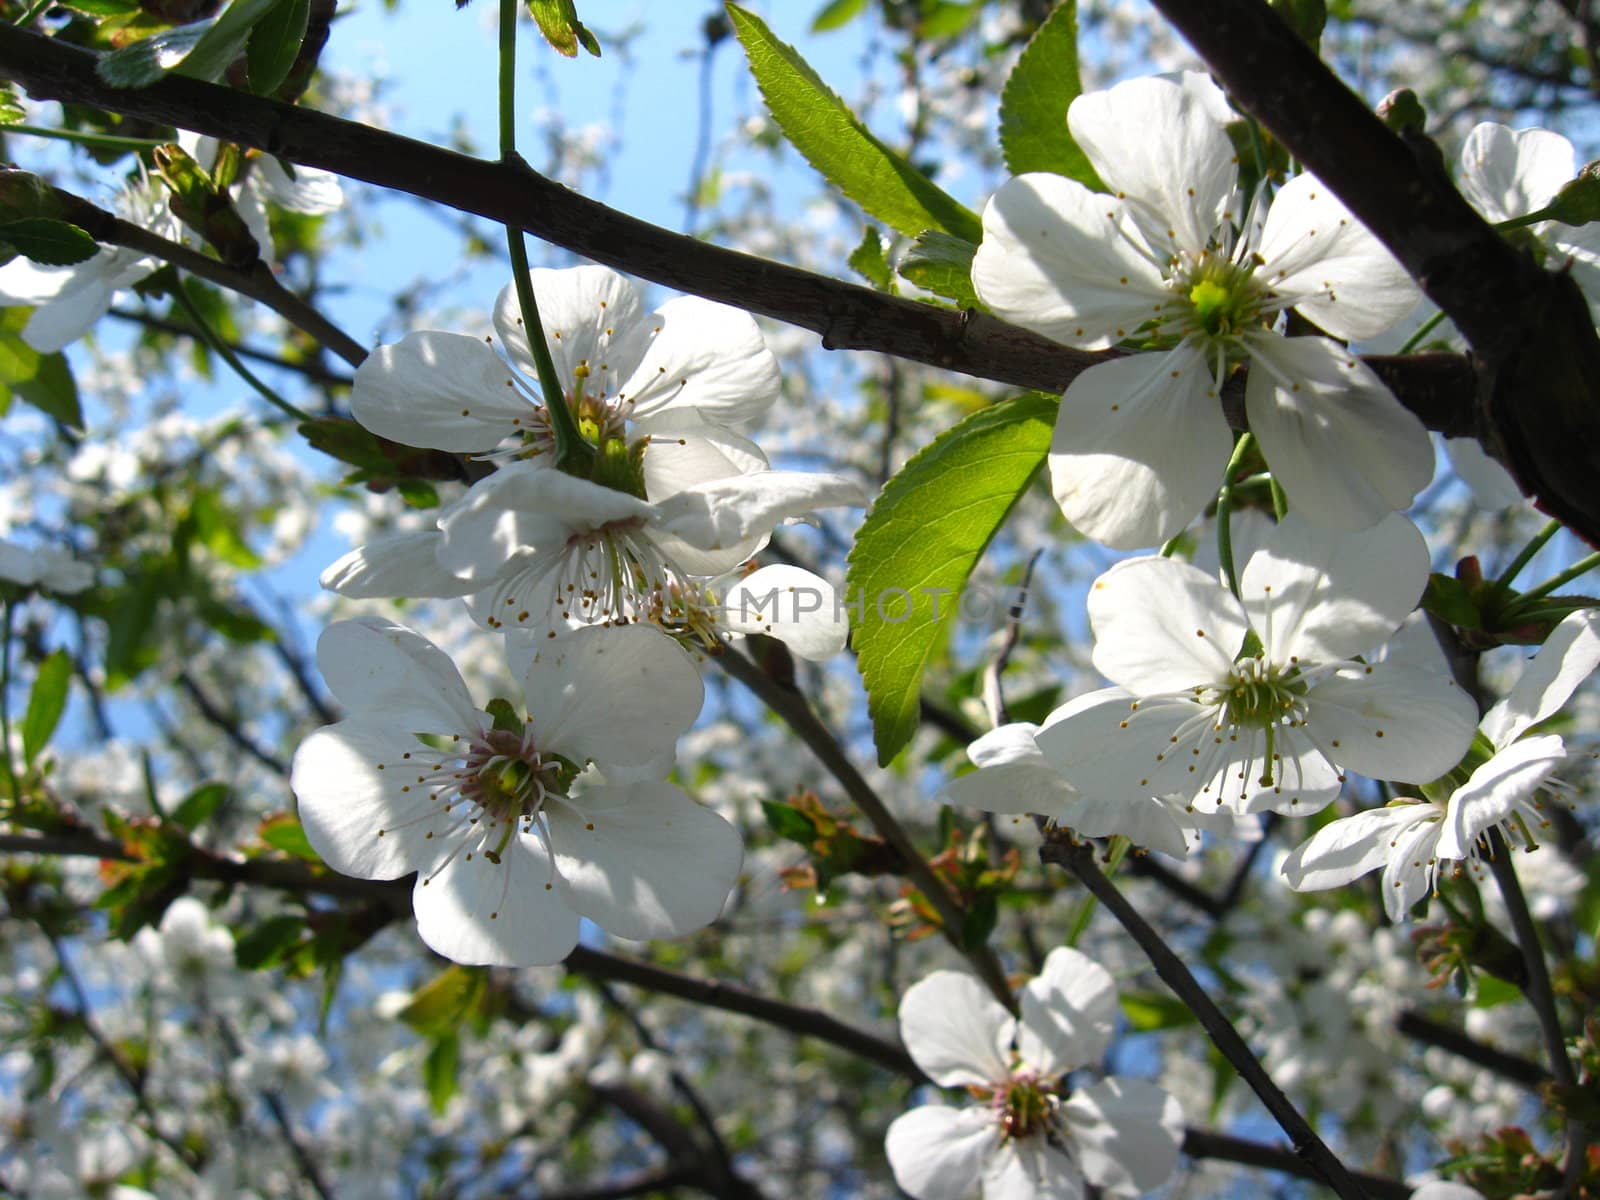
(413, 839), (581, 966)
(1304, 663), (1479, 784)
(1257, 172), (1419, 340)
(1060, 1077), (1185, 1196)
(983, 1138), (1085, 1200)
(1411, 1182), (1488, 1200)
(1480, 609), (1600, 747)
(1214, 728), (1345, 816)
(314, 618), (482, 734)
(651, 470), (867, 553)
(1245, 335), (1432, 528)
(638, 413), (768, 501)
(1444, 437), (1524, 510)
(1050, 346), (1233, 549)
(524, 624), (703, 767)
(252, 156), (343, 214)
(1056, 791), (1196, 857)
(549, 779), (742, 940)
(20, 279), (118, 352)
(1238, 511), (1429, 663)
(319, 531), (480, 599)
(898, 970), (1014, 1088)
(291, 722), (455, 880)
(492, 266), (651, 401)
(436, 466), (654, 582)
(972, 174), (1170, 351)
(351, 331), (531, 452)
(1034, 689), (1207, 806)
(1017, 947), (1117, 1076)
(1437, 735), (1567, 859)
(1381, 814), (1448, 921)
(620, 296), (781, 426)
(1280, 802), (1437, 892)
(720, 565), (849, 661)
(884, 1106), (996, 1200)
(1458, 124), (1574, 224)
(1088, 555), (1247, 692)
(1068, 73), (1236, 255)
(944, 761), (1075, 819)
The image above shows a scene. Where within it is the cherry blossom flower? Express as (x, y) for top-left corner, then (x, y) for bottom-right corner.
(885, 947), (1183, 1199)
(0, 173), (176, 353)
(0, 537), (94, 594)
(1283, 609), (1600, 919)
(1410, 1183), (1484, 1200)
(1035, 514), (1479, 816)
(290, 618), (742, 966)
(971, 73), (1428, 548)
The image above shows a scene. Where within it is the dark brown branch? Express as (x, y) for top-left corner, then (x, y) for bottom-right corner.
(0, 29), (1489, 444)
(1181, 1129), (1411, 1200)
(1396, 1008), (1552, 1090)
(1150, 0), (1600, 544)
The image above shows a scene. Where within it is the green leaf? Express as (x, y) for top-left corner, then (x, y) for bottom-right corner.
(0, 86), (25, 125)
(959, 890), (998, 951)
(190, 488), (261, 568)
(16, 351), (83, 430)
(172, 782), (229, 832)
(422, 1033), (460, 1114)
(246, 0), (311, 94)
(896, 230), (979, 307)
(1120, 989), (1199, 1031)
(260, 814), (319, 861)
(176, 0), (286, 82)
(920, 1), (982, 38)
(847, 227), (892, 290)
(809, 0), (866, 32)
(21, 650), (72, 767)
(400, 965), (487, 1036)
(0, 220), (96, 267)
(997, 1), (1102, 190)
(847, 393), (1057, 764)
(235, 913), (305, 969)
(96, 21), (213, 88)
(726, 4), (981, 242)
(528, 0), (601, 57)
(761, 797), (818, 845)
(58, 0), (143, 13)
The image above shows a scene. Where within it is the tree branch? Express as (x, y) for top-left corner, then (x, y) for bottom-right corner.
(0, 31), (1489, 445)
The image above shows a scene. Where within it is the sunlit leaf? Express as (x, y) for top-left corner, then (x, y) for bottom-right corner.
(997, 1), (1102, 189)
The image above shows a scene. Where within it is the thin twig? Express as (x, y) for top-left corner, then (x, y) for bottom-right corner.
(1396, 1009), (1551, 1090)
(1041, 834), (1373, 1200)
(979, 549), (1042, 729)
(714, 647), (1017, 1012)
(214, 1017), (335, 1200)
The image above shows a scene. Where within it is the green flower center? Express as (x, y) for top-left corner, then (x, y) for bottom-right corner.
(1172, 252), (1267, 343)
(997, 1075), (1052, 1141)
(1219, 657), (1305, 729)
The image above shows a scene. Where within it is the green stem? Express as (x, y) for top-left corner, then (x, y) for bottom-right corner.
(11, 0), (51, 26)
(1397, 308), (1448, 354)
(1509, 550), (1600, 607)
(1493, 519), (1562, 591)
(0, 599), (16, 804)
(1063, 835), (1129, 946)
(1493, 206), (1558, 232)
(1268, 475), (1288, 520)
(497, 0), (591, 472)
(169, 277), (309, 422)
(3, 123), (165, 151)
(1215, 433), (1257, 599)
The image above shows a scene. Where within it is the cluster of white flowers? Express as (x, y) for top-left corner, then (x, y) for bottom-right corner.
(294, 266), (868, 966)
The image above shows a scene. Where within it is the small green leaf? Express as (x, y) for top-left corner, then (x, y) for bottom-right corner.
(172, 782), (229, 832)
(423, 1033), (460, 1114)
(0, 219), (96, 267)
(260, 814), (319, 861)
(400, 965), (488, 1036)
(959, 890), (998, 951)
(809, 0), (866, 32)
(96, 21), (213, 88)
(246, 0), (311, 94)
(847, 393), (1057, 764)
(528, 0), (601, 57)
(21, 650), (73, 767)
(0, 86), (24, 125)
(997, 1), (1102, 190)
(58, 0), (143, 13)
(920, 1), (981, 38)
(1421, 572), (1483, 630)
(726, 4), (980, 242)
(847, 227), (892, 290)
(1120, 989), (1199, 1031)
(176, 0), (286, 82)
(761, 797), (819, 845)
(17, 352), (84, 431)
(190, 488), (262, 568)
(235, 913), (305, 969)
(896, 230), (979, 307)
